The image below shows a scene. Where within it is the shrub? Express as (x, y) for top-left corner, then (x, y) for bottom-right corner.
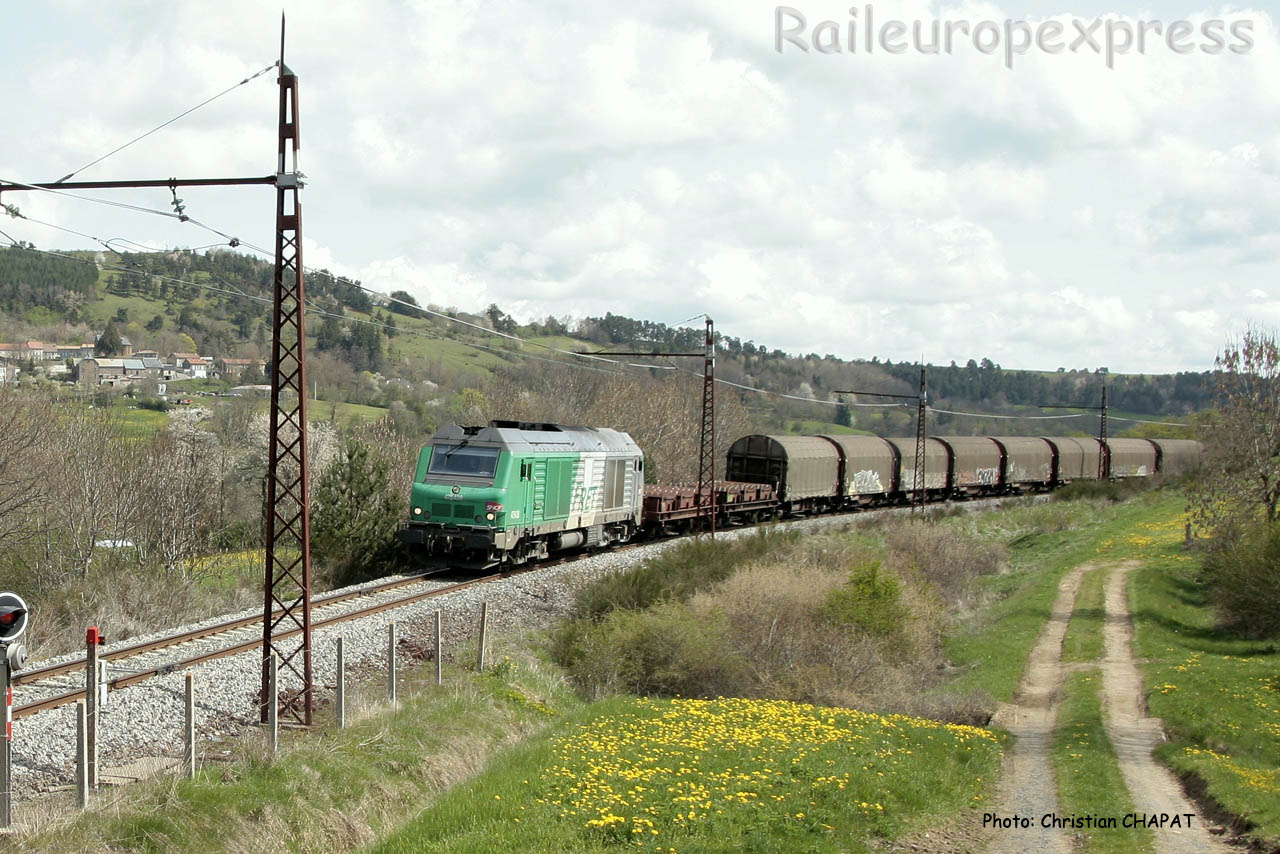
(821, 560), (906, 639)
(557, 603), (746, 699)
(1052, 478), (1148, 503)
(882, 521), (1005, 605)
(572, 527), (801, 621)
(311, 436), (405, 585)
(1202, 521), (1280, 638)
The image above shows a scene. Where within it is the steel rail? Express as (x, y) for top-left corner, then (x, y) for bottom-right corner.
(10, 495), (1030, 721)
(12, 569), (454, 688)
(13, 565), (545, 719)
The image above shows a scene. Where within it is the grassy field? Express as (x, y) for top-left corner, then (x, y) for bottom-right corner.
(781, 418), (875, 436)
(20, 644), (584, 853)
(22, 490), (1273, 853)
(368, 696), (1003, 854)
(940, 495), (1180, 703)
(114, 404), (170, 438)
(1062, 565), (1108, 663)
(1051, 671), (1154, 853)
(1126, 533), (1280, 848)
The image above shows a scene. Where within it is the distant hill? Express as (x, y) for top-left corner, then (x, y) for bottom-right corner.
(0, 246), (1210, 439)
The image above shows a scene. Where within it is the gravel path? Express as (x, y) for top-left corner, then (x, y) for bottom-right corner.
(1100, 562), (1232, 853)
(984, 564), (1088, 854)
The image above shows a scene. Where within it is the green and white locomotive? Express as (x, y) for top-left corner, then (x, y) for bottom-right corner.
(403, 421), (645, 567)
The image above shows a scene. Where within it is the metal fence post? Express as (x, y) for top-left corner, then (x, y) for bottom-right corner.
(0, 653), (9, 827)
(435, 610), (443, 686)
(85, 627), (100, 789)
(388, 622), (397, 704)
(267, 652), (278, 754)
(476, 601), (489, 672)
(336, 637), (345, 730)
(76, 700), (87, 808)
(184, 672), (195, 779)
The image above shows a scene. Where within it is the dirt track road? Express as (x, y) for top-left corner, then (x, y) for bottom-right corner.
(1100, 563), (1232, 854)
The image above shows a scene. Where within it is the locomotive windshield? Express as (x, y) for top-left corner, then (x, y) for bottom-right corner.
(427, 444), (500, 478)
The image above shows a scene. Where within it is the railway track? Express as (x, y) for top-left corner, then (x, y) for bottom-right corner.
(11, 542), (653, 721)
(1, 493), (1048, 803)
(10, 494), (1035, 723)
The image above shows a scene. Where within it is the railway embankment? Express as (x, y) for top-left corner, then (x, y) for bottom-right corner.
(11, 489), (1278, 853)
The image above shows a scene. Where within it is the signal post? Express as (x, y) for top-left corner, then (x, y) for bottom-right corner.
(0, 593), (29, 829)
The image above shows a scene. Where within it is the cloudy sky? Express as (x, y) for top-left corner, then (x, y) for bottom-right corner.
(3, 1), (1278, 373)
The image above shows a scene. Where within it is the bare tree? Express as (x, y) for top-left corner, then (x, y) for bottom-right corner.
(44, 407), (141, 580)
(1193, 329), (1280, 532)
(136, 429), (219, 576)
(0, 388), (50, 544)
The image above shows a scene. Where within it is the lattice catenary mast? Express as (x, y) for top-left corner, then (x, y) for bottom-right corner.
(260, 25), (314, 726)
(1, 18), (317, 726)
(834, 364), (928, 513)
(574, 316), (718, 535)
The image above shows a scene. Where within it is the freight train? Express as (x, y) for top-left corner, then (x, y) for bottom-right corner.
(401, 421), (1201, 568)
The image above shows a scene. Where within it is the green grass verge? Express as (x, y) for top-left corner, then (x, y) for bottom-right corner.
(942, 494), (1185, 703)
(1128, 543), (1280, 848)
(20, 647), (582, 853)
(368, 696), (1004, 854)
(782, 418), (876, 436)
(114, 403), (170, 439)
(1062, 567), (1108, 663)
(1052, 670), (1154, 853)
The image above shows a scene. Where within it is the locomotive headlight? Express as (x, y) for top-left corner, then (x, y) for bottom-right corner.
(485, 512), (496, 521)
(413, 506), (423, 516)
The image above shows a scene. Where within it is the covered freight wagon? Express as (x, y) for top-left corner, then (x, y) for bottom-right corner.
(819, 435), (898, 500)
(1106, 438), (1158, 478)
(1045, 437), (1102, 482)
(1151, 438), (1201, 476)
(992, 436), (1054, 487)
(724, 435), (841, 504)
(935, 436), (1001, 492)
(885, 437), (951, 494)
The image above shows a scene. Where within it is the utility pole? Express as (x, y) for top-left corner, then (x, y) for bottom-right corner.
(1039, 382), (1109, 481)
(697, 318), (717, 536)
(835, 365), (928, 512)
(1, 17), (315, 726)
(913, 368), (928, 511)
(575, 316), (718, 535)
(260, 18), (314, 726)
(1097, 383), (1109, 480)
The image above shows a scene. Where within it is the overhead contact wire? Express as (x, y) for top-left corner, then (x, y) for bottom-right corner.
(52, 62), (278, 183)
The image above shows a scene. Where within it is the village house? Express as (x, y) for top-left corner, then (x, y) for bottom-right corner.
(0, 341), (55, 360)
(0, 359), (17, 385)
(167, 352), (209, 379)
(183, 356), (208, 378)
(55, 343), (97, 360)
(76, 357), (147, 387)
(216, 357), (265, 381)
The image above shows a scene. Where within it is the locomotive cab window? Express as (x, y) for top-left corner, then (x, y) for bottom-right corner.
(427, 445), (501, 479)
(520, 461), (531, 480)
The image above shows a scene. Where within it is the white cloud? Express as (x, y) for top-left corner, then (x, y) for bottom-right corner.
(4, 1), (1278, 373)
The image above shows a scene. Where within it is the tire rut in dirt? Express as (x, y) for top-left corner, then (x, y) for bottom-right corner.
(984, 565), (1090, 854)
